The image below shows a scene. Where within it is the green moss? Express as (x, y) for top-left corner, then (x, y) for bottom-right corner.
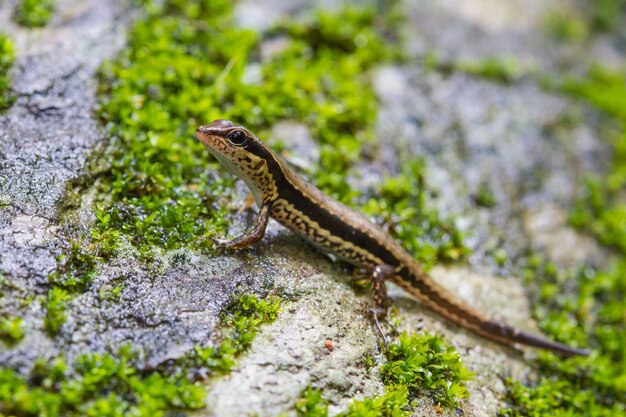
(49, 242), (98, 292)
(543, 8), (589, 42)
(0, 35), (14, 111)
(421, 52), (529, 85)
(191, 293), (281, 374)
(95, 0), (251, 260)
(473, 182), (497, 208)
(13, 0), (55, 28)
(43, 287), (70, 335)
(90, 0), (463, 272)
(492, 248), (508, 268)
(93, 0), (404, 267)
(501, 378), (587, 417)
(98, 283), (125, 302)
(265, 4), (403, 199)
(455, 57), (528, 84)
(3, 293), (278, 417)
(0, 348), (205, 417)
(340, 386), (410, 417)
(546, 72), (626, 417)
(501, 65), (626, 411)
(294, 385), (411, 417)
(498, 256), (626, 416)
(363, 159), (469, 268)
(558, 65), (626, 121)
(293, 332), (470, 416)
(0, 315), (25, 344)
(44, 242), (99, 335)
(570, 174), (626, 254)
(589, 0), (626, 32)
(294, 387), (329, 417)
(541, 0), (625, 36)
(381, 331), (472, 408)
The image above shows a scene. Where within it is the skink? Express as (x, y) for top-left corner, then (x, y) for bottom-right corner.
(196, 119), (588, 357)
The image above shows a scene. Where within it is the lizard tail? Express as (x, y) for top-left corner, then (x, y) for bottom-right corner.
(393, 267), (589, 357)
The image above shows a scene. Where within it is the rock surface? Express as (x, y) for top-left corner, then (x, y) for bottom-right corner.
(0, 0), (129, 368)
(1, 0), (620, 416)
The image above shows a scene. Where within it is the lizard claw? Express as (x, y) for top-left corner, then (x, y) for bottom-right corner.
(369, 306), (389, 346)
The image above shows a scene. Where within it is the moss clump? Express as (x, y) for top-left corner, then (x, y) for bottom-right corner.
(570, 173), (626, 255)
(427, 53), (533, 84)
(293, 385), (411, 417)
(95, 0), (251, 260)
(0, 35), (14, 111)
(455, 56), (528, 84)
(49, 241), (99, 292)
(559, 65), (626, 121)
(191, 294), (281, 374)
(542, 0), (624, 36)
(13, 0), (55, 28)
(293, 387), (330, 417)
(266, 3), (403, 199)
(340, 386), (410, 417)
(589, 0), (626, 32)
(0, 273), (27, 345)
(501, 378), (585, 417)
(363, 159), (469, 268)
(473, 182), (497, 208)
(542, 8), (589, 42)
(0, 315), (25, 344)
(43, 230), (102, 335)
(381, 331), (472, 408)
(0, 348), (205, 417)
(43, 287), (70, 335)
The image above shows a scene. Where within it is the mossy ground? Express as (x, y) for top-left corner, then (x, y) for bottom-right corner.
(0, 293), (280, 417)
(3, 0), (471, 415)
(482, 3), (625, 416)
(12, 0), (55, 28)
(0, 350), (206, 417)
(4, 0), (625, 415)
(373, 1), (626, 414)
(291, 332), (472, 416)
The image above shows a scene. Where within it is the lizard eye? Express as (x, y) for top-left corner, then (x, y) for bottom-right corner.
(226, 130), (248, 147)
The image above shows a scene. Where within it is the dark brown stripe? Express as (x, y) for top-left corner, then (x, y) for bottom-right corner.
(245, 139), (400, 267)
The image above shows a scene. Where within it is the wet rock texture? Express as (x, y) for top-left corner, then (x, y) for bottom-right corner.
(0, 0), (129, 368)
(0, 0), (620, 416)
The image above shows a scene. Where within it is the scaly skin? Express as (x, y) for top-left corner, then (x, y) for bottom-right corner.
(196, 119), (589, 357)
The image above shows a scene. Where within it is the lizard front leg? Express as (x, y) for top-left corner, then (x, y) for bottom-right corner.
(213, 203), (271, 250)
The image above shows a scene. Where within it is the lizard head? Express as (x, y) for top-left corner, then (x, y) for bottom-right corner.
(196, 120), (279, 204)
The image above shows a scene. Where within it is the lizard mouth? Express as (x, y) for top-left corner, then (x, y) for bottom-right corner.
(196, 121), (228, 147)
(195, 129), (218, 149)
